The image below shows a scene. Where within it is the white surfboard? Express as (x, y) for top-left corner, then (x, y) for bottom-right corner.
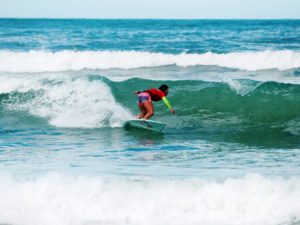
(125, 119), (166, 132)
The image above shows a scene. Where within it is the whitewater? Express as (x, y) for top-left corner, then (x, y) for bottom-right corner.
(0, 50), (300, 72)
(0, 19), (300, 225)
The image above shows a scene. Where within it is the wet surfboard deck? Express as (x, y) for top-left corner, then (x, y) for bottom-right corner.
(125, 119), (166, 132)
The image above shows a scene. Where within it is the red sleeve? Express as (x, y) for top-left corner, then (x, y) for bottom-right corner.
(158, 90), (165, 98)
(153, 89), (165, 100)
(146, 88), (165, 101)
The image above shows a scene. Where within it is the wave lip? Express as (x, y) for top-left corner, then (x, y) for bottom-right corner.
(0, 50), (300, 73)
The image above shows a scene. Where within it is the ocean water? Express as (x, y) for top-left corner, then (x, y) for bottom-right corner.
(0, 19), (300, 225)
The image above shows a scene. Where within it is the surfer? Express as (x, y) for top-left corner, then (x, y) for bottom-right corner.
(134, 84), (175, 119)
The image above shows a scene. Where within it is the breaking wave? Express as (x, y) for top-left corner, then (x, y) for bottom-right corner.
(0, 50), (300, 73)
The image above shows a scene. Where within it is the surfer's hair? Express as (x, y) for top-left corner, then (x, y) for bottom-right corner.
(159, 84), (168, 92)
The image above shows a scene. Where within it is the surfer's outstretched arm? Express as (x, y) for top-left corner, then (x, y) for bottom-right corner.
(162, 97), (175, 114)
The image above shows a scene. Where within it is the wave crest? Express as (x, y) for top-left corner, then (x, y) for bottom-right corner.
(2, 76), (132, 128)
(0, 50), (300, 73)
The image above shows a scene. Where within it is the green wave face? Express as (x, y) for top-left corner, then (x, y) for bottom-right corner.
(1, 76), (300, 147)
(108, 78), (300, 147)
(109, 78), (300, 123)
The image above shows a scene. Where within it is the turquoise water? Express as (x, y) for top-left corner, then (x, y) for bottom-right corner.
(0, 19), (300, 225)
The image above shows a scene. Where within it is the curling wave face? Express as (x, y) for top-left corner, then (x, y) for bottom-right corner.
(1, 73), (300, 147)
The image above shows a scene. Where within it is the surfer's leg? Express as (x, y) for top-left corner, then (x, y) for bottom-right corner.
(137, 102), (147, 118)
(137, 92), (151, 119)
(143, 101), (154, 119)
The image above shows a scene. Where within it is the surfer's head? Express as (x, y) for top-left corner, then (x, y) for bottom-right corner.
(159, 84), (169, 96)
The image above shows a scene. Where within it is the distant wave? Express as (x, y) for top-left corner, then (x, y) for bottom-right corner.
(0, 50), (300, 73)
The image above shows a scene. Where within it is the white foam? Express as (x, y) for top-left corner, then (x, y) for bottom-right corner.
(0, 173), (299, 225)
(225, 79), (263, 96)
(0, 50), (300, 73)
(1, 75), (132, 128)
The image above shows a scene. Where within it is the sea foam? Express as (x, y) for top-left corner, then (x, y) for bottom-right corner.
(0, 50), (300, 73)
(0, 173), (299, 225)
(1, 75), (132, 128)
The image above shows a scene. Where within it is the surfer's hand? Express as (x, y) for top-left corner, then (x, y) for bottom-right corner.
(170, 108), (175, 114)
(134, 91), (139, 95)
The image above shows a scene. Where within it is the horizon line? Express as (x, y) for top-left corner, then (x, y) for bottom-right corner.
(1, 17), (300, 20)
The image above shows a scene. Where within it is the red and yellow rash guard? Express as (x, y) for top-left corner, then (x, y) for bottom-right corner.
(145, 88), (173, 110)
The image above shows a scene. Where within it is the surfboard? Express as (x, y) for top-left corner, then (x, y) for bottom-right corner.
(125, 119), (166, 132)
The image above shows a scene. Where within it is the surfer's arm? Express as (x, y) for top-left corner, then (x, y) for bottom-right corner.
(162, 97), (175, 114)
